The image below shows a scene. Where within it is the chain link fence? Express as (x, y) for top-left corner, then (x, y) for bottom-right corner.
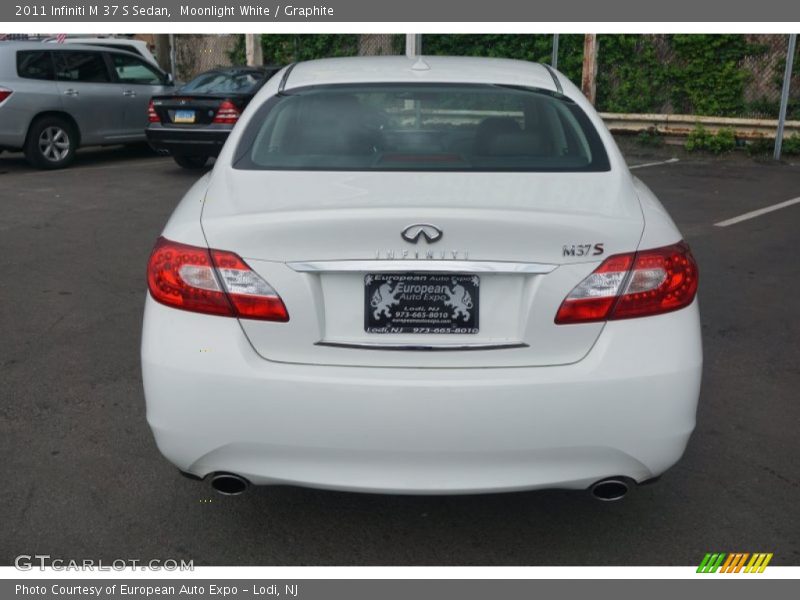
(739, 34), (797, 117)
(165, 33), (797, 120)
(357, 34), (404, 56)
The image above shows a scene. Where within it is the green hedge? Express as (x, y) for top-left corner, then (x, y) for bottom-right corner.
(423, 34), (785, 118)
(230, 34), (797, 119)
(231, 34), (360, 65)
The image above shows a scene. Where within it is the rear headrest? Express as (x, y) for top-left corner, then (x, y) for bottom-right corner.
(284, 94), (378, 155)
(297, 94), (361, 128)
(474, 117), (522, 154)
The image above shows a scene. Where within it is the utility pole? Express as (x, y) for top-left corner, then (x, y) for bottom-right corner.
(245, 33), (263, 67)
(581, 34), (599, 105)
(775, 34), (797, 161)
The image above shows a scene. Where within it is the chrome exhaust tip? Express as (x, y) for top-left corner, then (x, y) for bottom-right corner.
(209, 473), (249, 496)
(590, 478), (630, 501)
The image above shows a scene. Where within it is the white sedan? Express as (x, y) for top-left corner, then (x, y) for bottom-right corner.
(142, 56), (701, 500)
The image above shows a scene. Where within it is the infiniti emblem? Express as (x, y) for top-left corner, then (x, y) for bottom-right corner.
(401, 223), (443, 244)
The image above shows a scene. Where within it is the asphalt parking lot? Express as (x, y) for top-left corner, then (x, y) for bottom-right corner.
(1, 144), (799, 566)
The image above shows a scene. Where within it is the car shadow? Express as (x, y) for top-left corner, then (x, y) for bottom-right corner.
(147, 468), (695, 566)
(0, 143), (167, 174)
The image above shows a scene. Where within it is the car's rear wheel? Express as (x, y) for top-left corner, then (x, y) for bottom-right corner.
(173, 154), (210, 169)
(24, 117), (77, 169)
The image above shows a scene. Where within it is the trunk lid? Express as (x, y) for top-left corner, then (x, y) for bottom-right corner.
(151, 93), (249, 126)
(201, 169), (643, 367)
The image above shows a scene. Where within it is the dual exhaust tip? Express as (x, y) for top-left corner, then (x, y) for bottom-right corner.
(205, 473), (632, 500)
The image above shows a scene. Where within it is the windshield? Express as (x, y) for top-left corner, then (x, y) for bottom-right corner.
(180, 70), (264, 94)
(234, 84), (610, 172)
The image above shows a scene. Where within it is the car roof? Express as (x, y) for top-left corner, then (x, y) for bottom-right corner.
(284, 56), (559, 93)
(1, 40), (145, 56)
(199, 65), (281, 74)
(56, 37), (147, 44)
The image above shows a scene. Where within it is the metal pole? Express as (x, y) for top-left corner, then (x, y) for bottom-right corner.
(775, 33), (797, 161)
(551, 34), (559, 70)
(406, 34), (422, 58)
(405, 34), (415, 57)
(168, 33), (176, 80)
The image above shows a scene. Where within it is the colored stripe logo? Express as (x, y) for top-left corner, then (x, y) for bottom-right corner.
(697, 553), (773, 573)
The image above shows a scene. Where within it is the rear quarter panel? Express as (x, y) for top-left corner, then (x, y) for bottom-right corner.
(631, 176), (685, 248)
(160, 172), (212, 246)
(0, 50), (63, 149)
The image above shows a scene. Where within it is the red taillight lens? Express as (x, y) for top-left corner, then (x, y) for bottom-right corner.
(0, 87), (12, 103)
(212, 99), (240, 124)
(147, 100), (160, 123)
(555, 241), (698, 324)
(147, 237), (289, 322)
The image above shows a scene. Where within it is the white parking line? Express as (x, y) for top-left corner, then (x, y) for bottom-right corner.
(629, 158), (680, 170)
(714, 197), (800, 227)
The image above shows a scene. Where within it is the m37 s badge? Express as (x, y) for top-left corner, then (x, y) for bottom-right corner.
(563, 243), (605, 257)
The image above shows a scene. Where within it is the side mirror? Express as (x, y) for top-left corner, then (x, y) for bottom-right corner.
(165, 72), (174, 86)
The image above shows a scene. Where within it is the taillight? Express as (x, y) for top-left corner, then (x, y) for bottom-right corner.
(212, 99), (240, 124)
(0, 87), (12, 103)
(146, 237), (289, 322)
(555, 241), (698, 324)
(147, 100), (160, 123)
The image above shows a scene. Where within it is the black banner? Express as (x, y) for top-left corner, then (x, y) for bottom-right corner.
(5, 580), (800, 600)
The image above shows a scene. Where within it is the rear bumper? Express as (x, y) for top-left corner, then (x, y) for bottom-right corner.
(0, 100), (33, 150)
(141, 296), (702, 494)
(0, 129), (25, 150)
(145, 124), (231, 157)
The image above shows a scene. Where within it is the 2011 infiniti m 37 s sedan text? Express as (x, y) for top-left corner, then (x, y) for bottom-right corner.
(142, 56), (701, 500)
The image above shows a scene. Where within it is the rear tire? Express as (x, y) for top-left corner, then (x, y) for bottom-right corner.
(173, 154), (209, 169)
(24, 116), (77, 169)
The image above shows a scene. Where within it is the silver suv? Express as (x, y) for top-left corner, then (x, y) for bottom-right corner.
(0, 42), (173, 169)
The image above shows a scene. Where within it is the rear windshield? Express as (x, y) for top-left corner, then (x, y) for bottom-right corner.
(180, 71), (264, 94)
(234, 84), (610, 172)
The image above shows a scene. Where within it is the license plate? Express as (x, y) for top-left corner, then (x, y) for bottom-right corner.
(365, 273), (479, 334)
(173, 110), (195, 124)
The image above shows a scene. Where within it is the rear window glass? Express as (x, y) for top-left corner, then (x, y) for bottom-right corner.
(54, 51), (111, 83)
(96, 43), (144, 57)
(180, 71), (264, 94)
(110, 53), (163, 84)
(234, 84), (610, 172)
(17, 51), (55, 81)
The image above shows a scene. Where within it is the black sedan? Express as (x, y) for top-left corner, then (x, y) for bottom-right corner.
(146, 65), (281, 169)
